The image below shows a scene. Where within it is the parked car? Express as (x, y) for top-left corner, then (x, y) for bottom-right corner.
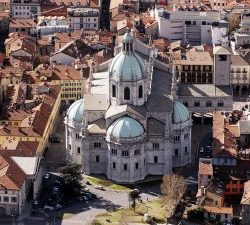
(49, 134), (61, 143)
(44, 204), (62, 211)
(94, 185), (105, 191)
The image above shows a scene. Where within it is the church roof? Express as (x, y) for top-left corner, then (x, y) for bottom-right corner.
(88, 118), (106, 134)
(105, 104), (146, 119)
(107, 116), (144, 139)
(109, 31), (146, 81)
(147, 118), (165, 136)
(109, 51), (146, 81)
(66, 99), (84, 122)
(84, 94), (109, 111)
(173, 101), (190, 124)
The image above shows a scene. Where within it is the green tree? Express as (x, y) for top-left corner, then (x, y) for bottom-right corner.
(58, 164), (83, 197)
(128, 189), (140, 210)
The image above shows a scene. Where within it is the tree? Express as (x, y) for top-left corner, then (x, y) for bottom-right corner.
(161, 174), (186, 206)
(128, 189), (140, 210)
(58, 164), (83, 197)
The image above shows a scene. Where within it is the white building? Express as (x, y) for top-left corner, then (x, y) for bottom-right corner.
(154, 8), (224, 45)
(67, 8), (100, 31)
(64, 30), (193, 183)
(10, 0), (40, 18)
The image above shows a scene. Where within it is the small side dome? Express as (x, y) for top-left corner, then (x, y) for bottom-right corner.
(173, 101), (190, 124)
(107, 117), (144, 139)
(66, 99), (84, 122)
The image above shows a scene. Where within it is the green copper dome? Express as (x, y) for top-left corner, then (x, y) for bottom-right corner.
(109, 31), (146, 81)
(173, 101), (190, 124)
(66, 99), (84, 122)
(107, 117), (144, 139)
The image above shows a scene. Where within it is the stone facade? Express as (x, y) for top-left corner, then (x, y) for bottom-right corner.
(64, 31), (192, 183)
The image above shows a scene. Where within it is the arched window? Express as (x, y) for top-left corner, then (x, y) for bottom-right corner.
(138, 85), (143, 98)
(112, 84), (116, 97)
(124, 87), (130, 100)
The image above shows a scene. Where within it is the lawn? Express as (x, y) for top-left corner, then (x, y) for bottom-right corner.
(92, 198), (168, 225)
(85, 175), (132, 191)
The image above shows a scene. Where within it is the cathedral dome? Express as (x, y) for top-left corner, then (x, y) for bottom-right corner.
(173, 101), (190, 124)
(107, 117), (144, 139)
(109, 31), (146, 81)
(66, 99), (84, 122)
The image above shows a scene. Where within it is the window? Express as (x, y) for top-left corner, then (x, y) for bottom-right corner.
(206, 101), (212, 107)
(175, 149), (179, 156)
(154, 156), (158, 163)
(113, 162), (116, 169)
(226, 188), (230, 192)
(76, 133), (80, 139)
(124, 87), (130, 100)
(185, 147), (188, 154)
(138, 85), (143, 98)
(135, 162), (139, 169)
(232, 188), (237, 192)
(94, 142), (101, 148)
(122, 150), (129, 157)
(153, 143), (159, 149)
(11, 197), (17, 203)
(111, 148), (117, 155)
(218, 55), (227, 61)
(183, 102), (188, 107)
(112, 84), (116, 97)
(184, 133), (188, 139)
(96, 155), (100, 162)
(194, 101), (200, 107)
(68, 144), (71, 150)
(134, 149), (140, 156)
(218, 101), (224, 107)
(232, 180), (237, 184)
(77, 147), (80, 154)
(124, 164), (128, 170)
(3, 196), (9, 202)
(174, 136), (180, 142)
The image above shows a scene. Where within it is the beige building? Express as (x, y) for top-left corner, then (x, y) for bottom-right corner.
(231, 54), (250, 95)
(0, 82), (61, 155)
(26, 64), (89, 105)
(241, 180), (250, 225)
(174, 51), (213, 84)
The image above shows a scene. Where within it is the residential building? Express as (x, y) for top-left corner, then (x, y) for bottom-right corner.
(174, 51), (213, 84)
(198, 158), (213, 188)
(154, 8), (222, 44)
(25, 64), (89, 105)
(0, 141), (43, 216)
(175, 47), (233, 116)
(0, 82), (61, 155)
(203, 206), (233, 223)
(64, 30), (193, 183)
(0, 12), (10, 35)
(9, 18), (36, 35)
(50, 39), (93, 65)
(0, 0), (9, 11)
(9, 0), (40, 18)
(231, 54), (250, 96)
(67, 8), (100, 31)
(241, 180), (250, 225)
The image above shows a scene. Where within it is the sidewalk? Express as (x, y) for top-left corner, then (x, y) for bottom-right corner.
(17, 202), (32, 221)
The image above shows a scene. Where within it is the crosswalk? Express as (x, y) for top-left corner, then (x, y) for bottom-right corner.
(27, 216), (87, 224)
(27, 216), (45, 221)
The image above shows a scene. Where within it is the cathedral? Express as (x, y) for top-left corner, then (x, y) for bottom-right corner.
(64, 30), (192, 183)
